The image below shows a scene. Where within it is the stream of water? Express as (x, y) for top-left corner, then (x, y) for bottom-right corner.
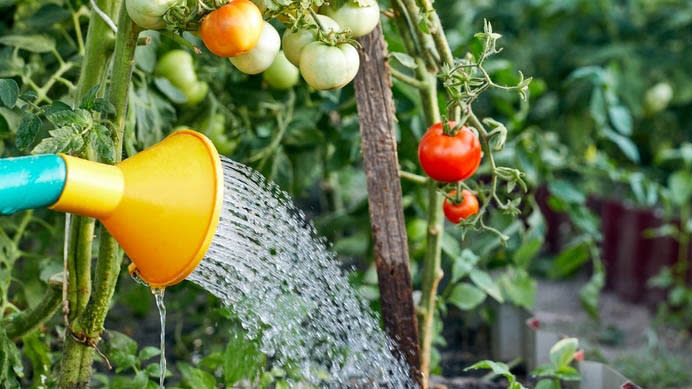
(151, 288), (166, 389)
(186, 157), (414, 387)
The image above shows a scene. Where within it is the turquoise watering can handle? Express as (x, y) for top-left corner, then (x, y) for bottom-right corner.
(0, 155), (66, 215)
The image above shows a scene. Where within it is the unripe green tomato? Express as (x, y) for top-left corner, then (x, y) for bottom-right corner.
(299, 42), (359, 90)
(230, 21), (280, 75)
(200, 114), (238, 155)
(282, 15), (340, 67)
(155, 50), (208, 105)
(185, 81), (209, 106)
(126, 0), (180, 30)
(322, 0), (380, 38)
(263, 51), (299, 89)
(644, 82), (673, 115)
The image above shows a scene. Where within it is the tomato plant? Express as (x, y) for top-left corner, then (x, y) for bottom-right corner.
(418, 122), (482, 183)
(200, 0), (264, 57)
(443, 190), (479, 223)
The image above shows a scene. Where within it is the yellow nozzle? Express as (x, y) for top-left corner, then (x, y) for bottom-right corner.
(51, 130), (223, 287)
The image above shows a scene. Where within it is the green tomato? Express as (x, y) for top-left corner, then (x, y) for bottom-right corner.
(282, 15), (340, 67)
(299, 42), (359, 90)
(125, 0), (179, 30)
(230, 21), (280, 75)
(322, 0), (380, 38)
(199, 114), (237, 155)
(644, 82), (673, 115)
(263, 51), (299, 89)
(155, 50), (208, 105)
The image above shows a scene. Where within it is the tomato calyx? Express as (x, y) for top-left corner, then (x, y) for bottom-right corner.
(441, 117), (465, 137)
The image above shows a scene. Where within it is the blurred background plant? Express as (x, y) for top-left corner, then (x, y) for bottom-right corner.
(0, 0), (690, 387)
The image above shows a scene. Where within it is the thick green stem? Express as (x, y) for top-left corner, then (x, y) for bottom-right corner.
(58, 1), (136, 387)
(4, 283), (61, 341)
(61, 4), (139, 388)
(418, 181), (444, 384)
(74, 0), (117, 103)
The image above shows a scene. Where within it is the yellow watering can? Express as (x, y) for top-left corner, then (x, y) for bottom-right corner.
(0, 130), (223, 287)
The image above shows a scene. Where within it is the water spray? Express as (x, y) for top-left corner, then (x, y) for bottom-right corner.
(0, 129), (223, 287)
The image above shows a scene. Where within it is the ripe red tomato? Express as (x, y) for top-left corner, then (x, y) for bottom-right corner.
(200, 0), (263, 57)
(418, 121), (482, 182)
(443, 190), (479, 224)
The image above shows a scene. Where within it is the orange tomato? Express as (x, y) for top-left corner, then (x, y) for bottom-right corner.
(200, 0), (263, 57)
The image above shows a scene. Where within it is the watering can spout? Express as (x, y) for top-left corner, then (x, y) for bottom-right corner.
(0, 130), (223, 287)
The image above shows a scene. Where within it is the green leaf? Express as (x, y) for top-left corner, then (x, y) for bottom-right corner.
(154, 77), (187, 104)
(448, 282), (486, 310)
(27, 4), (71, 28)
(451, 249), (480, 283)
(91, 124), (115, 163)
(178, 362), (216, 389)
(549, 337), (579, 369)
(554, 365), (581, 381)
(0, 79), (18, 108)
(224, 329), (265, 385)
(390, 52), (417, 69)
(643, 224), (679, 239)
(548, 241), (590, 279)
(602, 128), (639, 162)
(0, 35), (56, 53)
(132, 370), (149, 387)
(579, 261), (604, 320)
(21, 332), (51, 379)
(608, 105), (632, 135)
(80, 85), (100, 110)
(45, 109), (78, 128)
(464, 360), (526, 388)
(499, 270), (536, 309)
(138, 347), (161, 362)
(668, 170), (692, 206)
(513, 236), (543, 268)
(199, 351), (224, 372)
(548, 179), (585, 204)
(106, 331), (139, 373)
(469, 269), (503, 303)
(535, 379), (560, 389)
(16, 113), (42, 150)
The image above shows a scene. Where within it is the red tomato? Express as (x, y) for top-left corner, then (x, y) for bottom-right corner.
(418, 121), (482, 182)
(200, 0), (263, 57)
(443, 190), (479, 224)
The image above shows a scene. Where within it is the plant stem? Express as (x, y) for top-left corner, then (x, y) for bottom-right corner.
(74, 0), (117, 103)
(400, 170), (429, 185)
(57, 1), (135, 388)
(418, 181), (444, 384)
(5, 285), (61, 341)
(390, 68), (426, 89)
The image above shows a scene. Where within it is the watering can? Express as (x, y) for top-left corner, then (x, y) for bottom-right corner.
(0, 130), (223, 287)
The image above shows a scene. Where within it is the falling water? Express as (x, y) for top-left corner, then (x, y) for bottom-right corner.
(186, 157), (414, 387)
(151, 287), (166, 389)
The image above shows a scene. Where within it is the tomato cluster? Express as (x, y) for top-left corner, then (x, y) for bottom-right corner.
(418, 121), (483, 224)
(126, 0), (381, 91)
